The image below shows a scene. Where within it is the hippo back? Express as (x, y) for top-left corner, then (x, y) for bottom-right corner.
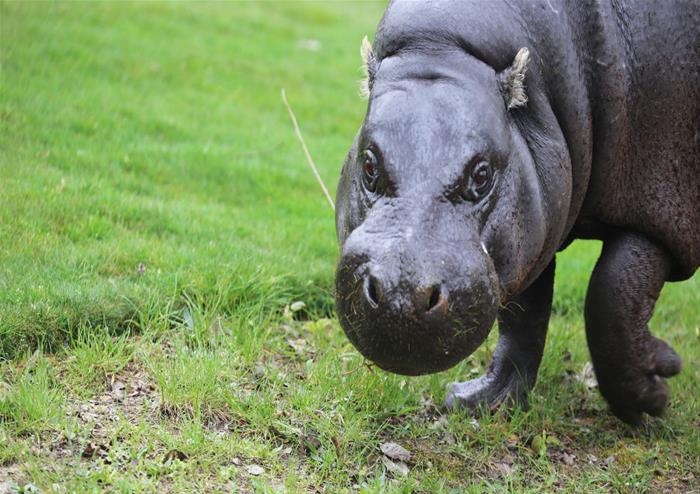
(574, 0), (700, 280)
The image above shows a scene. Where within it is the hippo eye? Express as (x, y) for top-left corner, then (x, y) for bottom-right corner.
(462, 162), (493, 201)
(361, 149), (379, 192)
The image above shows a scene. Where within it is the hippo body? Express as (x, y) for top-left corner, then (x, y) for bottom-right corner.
(335, 0), (699, 424)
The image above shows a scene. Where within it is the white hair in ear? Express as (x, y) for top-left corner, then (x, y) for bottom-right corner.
(503, 47), (530, 109)
(359, 36), (376, 99)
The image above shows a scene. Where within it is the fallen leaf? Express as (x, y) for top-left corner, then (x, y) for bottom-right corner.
(128, 379), (152, 398)
(163, 449), (188, 463)
(381, 456), (409, 477)
(380, 442), (411, 462)
(442, 431), (456, 445)
(0, 381), (11, 400)
(506, 434), (519, 450)
(502, 452), (516, 465)
(494, 462), (514, 476)
(301, 433), (321, 455)
(0, 480), (19, 494)
(331, 436), (342, 457)
(429, 415), (448, 430)
(287, 338), (308, 355)
(180, 308), (194, 330)
(82, 442), (109, 459)
(298, 39), (321, 52)
(246, 464), (264, 476)
(530, 434), (547, 456)
(577, 362), (598, 389)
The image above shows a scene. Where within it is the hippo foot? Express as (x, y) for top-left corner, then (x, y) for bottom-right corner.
(597, 337), (682, 425)
(443, 372), (531, 414)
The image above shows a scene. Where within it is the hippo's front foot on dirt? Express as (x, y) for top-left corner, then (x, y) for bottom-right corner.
(444, 366), (532, 412)
(445, 261), (556, 414)
(586, 232), (683, 424)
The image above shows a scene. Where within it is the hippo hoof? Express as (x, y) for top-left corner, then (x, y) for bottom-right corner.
(600, 337), (682, 425)
(444, 374), (529, 414)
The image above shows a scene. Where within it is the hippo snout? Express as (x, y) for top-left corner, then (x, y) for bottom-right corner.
(362, 272), (448, 316)
(336, 234), (500, 376)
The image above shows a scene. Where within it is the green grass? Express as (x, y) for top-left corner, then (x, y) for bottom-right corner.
(1, 1), (699, 492)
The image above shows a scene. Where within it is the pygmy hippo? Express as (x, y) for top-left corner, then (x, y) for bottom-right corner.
(334, 0), (699, 424)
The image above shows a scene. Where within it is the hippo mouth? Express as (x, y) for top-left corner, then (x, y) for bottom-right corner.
(335, 256), (500, 376)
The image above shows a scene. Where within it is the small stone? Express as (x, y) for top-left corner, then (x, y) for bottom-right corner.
(246, 464), (264, 476)
(380, 442), (411, 462)
(562, 452), (575, 466)
(381, 456), (409, 477)
(111, 380), (126, 401)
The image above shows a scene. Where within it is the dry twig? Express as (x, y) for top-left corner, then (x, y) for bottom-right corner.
(281, 88), (335, 212)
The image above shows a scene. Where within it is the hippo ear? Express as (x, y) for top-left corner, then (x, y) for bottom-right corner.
(499, 47), (530, 110)
(359, 36), (378, 99)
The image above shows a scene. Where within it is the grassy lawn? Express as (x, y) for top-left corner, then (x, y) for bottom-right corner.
(1, 1), (698, 492)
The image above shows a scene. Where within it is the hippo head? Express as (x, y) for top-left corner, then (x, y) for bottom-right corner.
(335, 40), (569, 376)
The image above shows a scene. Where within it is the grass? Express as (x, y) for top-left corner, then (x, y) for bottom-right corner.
(1, 1), (699, 492)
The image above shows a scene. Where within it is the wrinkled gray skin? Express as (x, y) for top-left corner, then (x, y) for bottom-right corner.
(334, 0), (699, 424)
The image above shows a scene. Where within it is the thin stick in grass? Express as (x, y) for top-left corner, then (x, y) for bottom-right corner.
(281, 88), (335, 212)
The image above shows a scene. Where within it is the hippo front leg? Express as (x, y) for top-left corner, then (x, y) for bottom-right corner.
(585, 233), (682, 424)
(445, 261), (555, 413)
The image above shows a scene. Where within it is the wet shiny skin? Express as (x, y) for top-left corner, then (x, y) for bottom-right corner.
(335, 52), (551, 375)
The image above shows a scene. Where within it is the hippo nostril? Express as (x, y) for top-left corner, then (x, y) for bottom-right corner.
(427, 286), (442, 311)
(363, 274), (380, 309)
(423, 284), (448, 315)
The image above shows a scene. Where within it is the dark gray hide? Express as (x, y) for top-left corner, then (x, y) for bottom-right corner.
(334, 0), (699, 424)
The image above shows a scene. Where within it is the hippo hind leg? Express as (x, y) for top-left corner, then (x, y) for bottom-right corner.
(585, 232), (682, 424)
(444, 261), (554, 413)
